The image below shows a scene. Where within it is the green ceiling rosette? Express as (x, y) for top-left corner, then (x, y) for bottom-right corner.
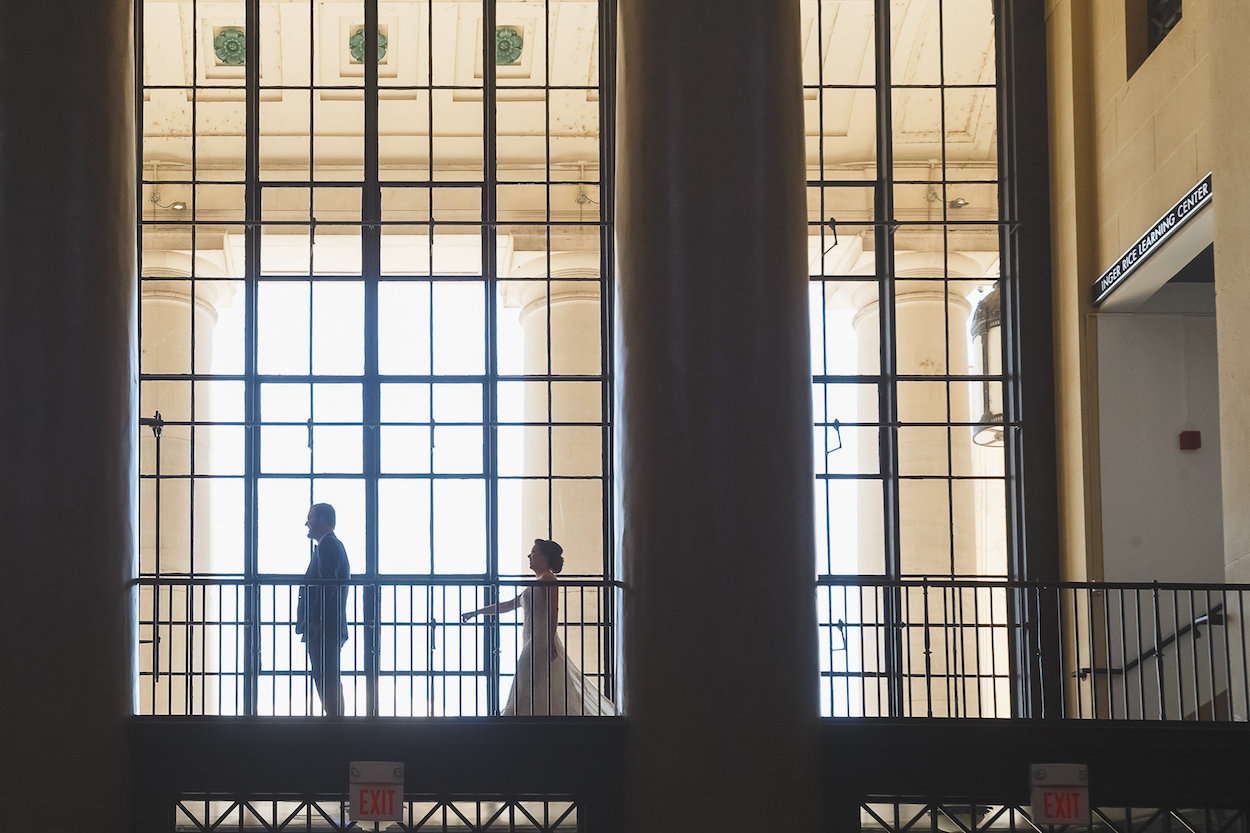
(495, 26), (523, 65)
(350, 28), (388, 63)
(213, 27), (246, 66)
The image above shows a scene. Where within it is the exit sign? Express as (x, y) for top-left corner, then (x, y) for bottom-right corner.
(350, 761), (405, 823)
(1030, 763), (1089, 826)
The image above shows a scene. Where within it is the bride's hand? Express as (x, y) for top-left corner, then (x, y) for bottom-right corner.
(460, 611), (476, 623)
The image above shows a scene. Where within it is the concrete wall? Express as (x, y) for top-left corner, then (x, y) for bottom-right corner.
(1097, 287), (1223, 583)
(1211, 0), (1250, 583)
(1047, 0), (1220, 579)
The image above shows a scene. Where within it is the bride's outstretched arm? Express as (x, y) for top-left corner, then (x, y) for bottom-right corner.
(460, 595), (521, 622)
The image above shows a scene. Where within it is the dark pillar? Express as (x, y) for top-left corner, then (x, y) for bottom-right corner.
(616, 1), (819, 831)
(0, 2), (136, 830)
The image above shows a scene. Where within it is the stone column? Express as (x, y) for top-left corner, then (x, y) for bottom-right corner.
(0, 2), (135, 831)
(617, 0), (819, 830)
(505, 252), (606, 686)
(851, 270), (979, 717)
(138, 255), (232, 714)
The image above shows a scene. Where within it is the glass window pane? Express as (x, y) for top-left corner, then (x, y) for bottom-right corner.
(310, 478), (365, 572)
(432, 480), (486, 574)
(262, 383), (310, 423)
(258, 282), (310, 375)
(432, 383), (483, 423)
(379, 281), (431, 375)
(814, 478), (864, 575)
(942, 0), (996, 86)
(197, 425), (245, 476)
(381, 384), (432, 423)
(432, 282), (486, 375)
(261, 426), (311, 474)
(312, 426), (362, 474)
(432, 426), (483, 474)
(380, 479), (433, 574)
(381, 426), (432, 474)
(314, 383), (363, 423)
(312, 281), (364, 375)
(193, 477), (245, 574)
(257, 479), (313, 574)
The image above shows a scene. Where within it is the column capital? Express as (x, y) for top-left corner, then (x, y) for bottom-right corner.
(500, 251), (602, 322)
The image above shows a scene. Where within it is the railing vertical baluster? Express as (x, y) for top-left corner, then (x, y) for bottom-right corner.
(1102, 586), (1114, 719)
(1084, 585), (1097, 719)
(953, 584), (964, 717)
(922, 579), (933, 718)
(1240, 590), (1249, 722)
(1153, 582), (1165, 720)
(870, 582), (880, 715)
(1186, 589), (1198, 720)
(1045, 585), (1055, 718)
(1209, 589), (1221, 721)
(1135, 589), (1145, 720)
(1116, 587), (1128, 719)
(1070, 586), (1082, 719)
(972, 584), (984, 717)
(1172, 587), (1184, 719)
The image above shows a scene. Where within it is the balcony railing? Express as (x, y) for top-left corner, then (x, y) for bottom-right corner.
(139, 576), (1250, 721)
(137, 577), (619, 717)
(818, 577), (1250, 720)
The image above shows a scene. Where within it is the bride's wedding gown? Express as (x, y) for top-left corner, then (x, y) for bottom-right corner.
(503, 585), (616, 716)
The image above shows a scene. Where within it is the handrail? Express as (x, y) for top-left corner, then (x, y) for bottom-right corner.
(1074, 603), (1227, 680)
(1121, 603), (1226, 674)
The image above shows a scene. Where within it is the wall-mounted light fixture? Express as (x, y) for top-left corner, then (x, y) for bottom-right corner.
(925, 189), (970, 210)
(149, 191), (186, 211)
(970, 285), (1003, 447)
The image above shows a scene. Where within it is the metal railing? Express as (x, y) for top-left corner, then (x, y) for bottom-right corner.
(137, 577), (619, 717)
(861, 802), (1248, 832)
(139, 576), (1250, 721)
(818, 578), (1250, 721)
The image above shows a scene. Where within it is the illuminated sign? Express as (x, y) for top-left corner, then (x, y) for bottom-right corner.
(1030, 763), (1089, 826)
(1092, 173), (1213, 306)
(349, 761), (405, 823)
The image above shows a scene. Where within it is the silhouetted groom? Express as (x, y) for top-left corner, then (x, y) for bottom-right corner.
(296, 503), (350, 716)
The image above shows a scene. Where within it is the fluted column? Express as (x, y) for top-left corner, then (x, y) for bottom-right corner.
(618, 1), (818, 830)
(851, 277), (977, 577)
(138, 257), (233, 714)
(0, 1), (135, 830)
(851, 274), (978, 716)
(139, 261), (228, 577)
(505, 252), (606, 681)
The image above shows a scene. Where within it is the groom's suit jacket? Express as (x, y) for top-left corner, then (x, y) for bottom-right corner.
(295, 533), (350, 645)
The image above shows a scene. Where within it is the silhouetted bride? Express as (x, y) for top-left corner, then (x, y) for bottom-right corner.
(461, 539), (615, 715)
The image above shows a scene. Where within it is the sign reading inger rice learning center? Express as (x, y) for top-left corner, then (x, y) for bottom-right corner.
(1092, 173), (1213, 306)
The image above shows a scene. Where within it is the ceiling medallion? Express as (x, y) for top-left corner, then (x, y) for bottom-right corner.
(213, 27), (246, 66)
(349, 27), (388, 63)
(495, 26), (523, 66)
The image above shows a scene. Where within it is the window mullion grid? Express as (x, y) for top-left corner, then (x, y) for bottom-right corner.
(483, 0), (502, 716)
(937, 2), (956, 581)
(484, 0), (503, 714)
(363, 0), (382, 719)
(242, 0), (263, 718)
(545, 0), (555, 545)
(873, 0), (905, 718)
(597, 0), (617, 701)
(992, 0), (1044, 719)
(814, 0), (834, 580)
(421, 0), (440, 718)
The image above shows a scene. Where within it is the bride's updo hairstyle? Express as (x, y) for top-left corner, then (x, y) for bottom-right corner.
(534, 538), (564, 573)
